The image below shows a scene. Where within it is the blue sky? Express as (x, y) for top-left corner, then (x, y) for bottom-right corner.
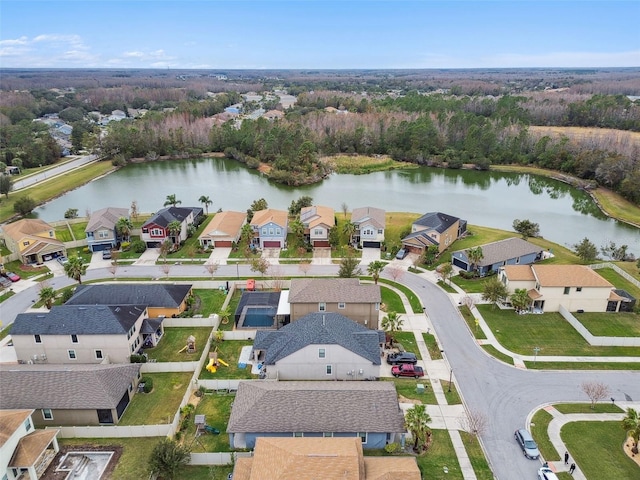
(1, 1), (638, 69)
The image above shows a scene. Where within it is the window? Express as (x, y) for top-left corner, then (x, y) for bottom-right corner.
(269, 228), (274, 235)
(323, 432), (333, 437)
(326, 365), (332, 375)
(563, 287), (570, 295)
(34, 334), (41, 344)
(24, 418), (32, 432)
(516, 257), (520, 264)
(313, 228), (323, 236)
(357, 432), (367, 444)
(151, 228), (163, 236)
(276, 228), (281, 235)
(42, 409), (53, 421)
(262, 228), (267, 235)
(318, 348), (326, 358)
(338, 302), (345, 309)
(68, 349), (76, 360)
(49, 231), (54, 237)
(98, 230), (109, 238)
(23, 241), (30, 246)
(378, 229), (383, 234)
(293, 432), (303, 437)
(95, 350), (103, 360)
(71, 334), (78, 343)
(142, 227), (149, 233)
(318, 302), (326, 312)
(576, 287), (582, 292)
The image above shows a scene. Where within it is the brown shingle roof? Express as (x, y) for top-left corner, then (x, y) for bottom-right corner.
(227, 381), (404, 434)
(85, 207), (129, 232)
(364, 457), (421, 480)
(289, 278), (381, 303)
(2, 219), (54, 240)
(250, 209), (288, 228)
(10, 429), (59, 468)
(532, 265), (613, 288)
(199, 211), (246, 239)
(300, 206), (335, 229)
(0, 409), (33, 448)
(351, 207), (386, 229)
(503, 265), (537, 281)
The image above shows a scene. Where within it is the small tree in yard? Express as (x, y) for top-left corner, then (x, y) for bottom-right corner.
(622, 407), (640, 454)
(38, 282), (56, 309)
(405, 404), (432, 452)
(459, 410), (489, 439)
(338, 254), (362, 278)
(14, 196), (36, 216)
(573, 237), (598, 263)
(381, 311), (404, 345)
(581, 381), (610, 409)
(440, 262), (454, 284)
(367, 260), (385, 284)
(204, 262), (219, 279)
(63, 256), (87, 284)
(512, 219), (540, 240)
(250, 256), (270, 277)
(388, 265), (404, 282)
(465, 246), (484, 274)
(148, 438), (191, 480)
(510, 288), (531, 313)
(482, 277), (509, 308)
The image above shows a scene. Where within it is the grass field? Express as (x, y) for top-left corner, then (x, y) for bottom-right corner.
(416, 429), (463, 479)
(594, 267), (640, 299)
(576, 312), (640, 337)
(478, 304), (640, 357)
(54, 225), (74, 242)
(459, 305), (487, 339)
(394, 331), (422, 359)
(530, 409), (558, 461)
(198, 340), (255, 380)
(423, 332), (442, 360)
(386, 377), (437, 404)
(192, 288), (227, 317)
(378, 277), (423, 313)
(526, 361), (640, 370)
(460, 431), (494, 480)
(561, 421), (639, 480)
(481, 345), (514, 365)
(182, 394), (235, 452)
(327, 154), (418, 174)
(143, 327), (212, 362)
(381, 285), (406, 313)
(553, 403), (623, 414)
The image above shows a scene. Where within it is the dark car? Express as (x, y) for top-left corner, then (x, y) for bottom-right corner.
(386, 352), (418, 365)
(4, 271), (21, 282)
(0, 276), (12, 288)
(395, 248), (409, 260)
(514, 428), (540, 459)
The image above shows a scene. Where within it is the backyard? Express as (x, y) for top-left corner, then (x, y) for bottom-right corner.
(181, 394), (235, 452)
(576, 312), (640, 337)
(198, 340), (255, 380)
(142, 327), (213, 362)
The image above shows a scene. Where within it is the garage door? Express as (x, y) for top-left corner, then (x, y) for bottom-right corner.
(214, 240), (233, 248)
(314, 240), (330, 247)
(362, 241), (381, 248)
(91, 243), (112, 252)
(452, 258), (468, 270)
(263, 241), (281, 248)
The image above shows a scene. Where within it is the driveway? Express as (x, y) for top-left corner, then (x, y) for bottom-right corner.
(311, 248), (332, 265)
(359, 247), (380, 265)
(88, 251), (113, 270)
(261, 248), (281, 265)
(206, 247), (232, 265)
(133, 248), (160, 265)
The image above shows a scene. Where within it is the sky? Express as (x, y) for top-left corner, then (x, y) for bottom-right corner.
(1, 1), (639, 70)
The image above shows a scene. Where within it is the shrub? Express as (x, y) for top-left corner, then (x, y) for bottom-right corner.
(121, 241), (131, 251)
(60, 288), (75, 303)
(141, 376), (153, 393)
(132, 239), (146, 253)
(130, 354), (147, 363)
(384, 442), (400, 454)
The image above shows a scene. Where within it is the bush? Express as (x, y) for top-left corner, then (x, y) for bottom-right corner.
(384, 442), (400, 454)
(60, 288), (75, 303)
(132, 239), (146, 253)
(121, 241), (131, 251)
(130, 354), (147, 363)
(141, 376), (153, 393)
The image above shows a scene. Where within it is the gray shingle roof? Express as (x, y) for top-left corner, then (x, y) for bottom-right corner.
(351, 206), (386, 229)
(453, 237), (542, 267)
(289, 278), (381, 303)
(10, 305), (146, 335)
(142, 207), (199, 228)
(66, 284), (192, 309)
(227, 381), (404, 434)
(85, 207), (129, 233)
(0, 364), (141, 410)
(253, 313), (382, 365)
(412, 212), (460, 232)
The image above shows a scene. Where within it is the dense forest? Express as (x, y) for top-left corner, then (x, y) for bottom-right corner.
(1, 68), (639, 203)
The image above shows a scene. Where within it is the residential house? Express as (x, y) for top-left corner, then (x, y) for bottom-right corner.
(289, 278), (381, 329)
(85, 207), (129, 252)
(351, 206), (386, 248)
(252, 312), (384, 380)
(499, 264), (620, 312)
(401, 212), (466, 255)
(140, 206), (202, 248)
(198, 211), (247, 248)
(10, 304), (154, 364)
(261, 109), (285, 121)
(451, 237), (543, 276)
(1, 219), (66, 264)
(250, 209), (288, 249)
(232, 437), (421, 480)
(227, 381), (405, 450)
(0, 364), (141, 426)
(65, 283), (193, 318)
(0, 410), (60, 480)
(300, 206), (335, 247)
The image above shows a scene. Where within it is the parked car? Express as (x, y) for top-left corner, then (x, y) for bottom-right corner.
(57, 256), (69, 265)
(386, 352), (418, 365)
(391, 364), (425, 378)
(395, 248), (408, 259)
(102, 250), (112, 260)
(0, 277), (12, 288)
(514, 429), (540, 459)
(4, 272), (20, 282)
(537, 466), (559, 480)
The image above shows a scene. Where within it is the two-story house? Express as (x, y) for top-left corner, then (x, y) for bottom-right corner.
(198, 211), (246, 248)
(10, 304), (153, 364)
(351, 206), (386, 248)
(300, 205), (335, 247)
(289, 278), (381, 329)
(401, 212), (466, 255)
(499, 264), (619, 312)
(250, 208), (288, 249)
(1, 219), (66, 264)
(451, 237), (543, 276)
(141, 207), (202, 248)
(85, 207), (129, 252)
(0, 410), (60, 480)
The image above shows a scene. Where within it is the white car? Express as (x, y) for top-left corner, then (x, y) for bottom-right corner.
(537, 466), (559, 480)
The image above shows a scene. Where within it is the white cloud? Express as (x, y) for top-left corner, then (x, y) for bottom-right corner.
(0, 36), (29, 46)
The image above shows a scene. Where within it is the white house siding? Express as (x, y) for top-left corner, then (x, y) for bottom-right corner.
(358, 221), (385, 244)
(271, 344), (379, 380)
(536, 286), (611, 312)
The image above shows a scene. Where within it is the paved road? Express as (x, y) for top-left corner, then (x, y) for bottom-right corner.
(3, 263), (639, 480)
(11, 155), (97, 191)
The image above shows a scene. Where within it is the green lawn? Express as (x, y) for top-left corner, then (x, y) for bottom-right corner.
(143, 327), (213, 362)
(193, 288), (227, 317)
(478, 304), (640, 357)
(181, 394), (234, 452)
(460, 306), (487, 339)
(460, 431), (494, 480)
(530, 409), (558, 461)
(2, 260), (50, 279)
(594, 267), (640, 300)
(394, 331), (422, 359)
(387, 378), (438, 404)
(0, 290), (15, 303)
(378, 278), (423, 313)
(118, 372), (193, 426)
(553, 403), (623, 414)
(70, 221), (88, 241)
(561, 421), (639, 480)
(481, 345), (514, 365)
(54, 225), (74, 242)
(422, 332), (442, 360)
(166, 215), (215, 260)
(65, 246), (92, 264)
(381, 285), (406, 314)
(437, 280), (458, 293)
(0, 324), (11, 341)
(416, 429), (463, 479)
(441, 381), (462, 405)
(451, 274), (487, 293)
(526, 361), (640, 370)
(576, 312), (640, 337)
(199, 340), (255, 380)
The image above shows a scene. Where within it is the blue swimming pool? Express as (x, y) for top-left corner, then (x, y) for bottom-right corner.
(239, 306), (276, 328)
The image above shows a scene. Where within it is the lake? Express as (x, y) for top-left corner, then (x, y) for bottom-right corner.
(35, 157), (640, 255)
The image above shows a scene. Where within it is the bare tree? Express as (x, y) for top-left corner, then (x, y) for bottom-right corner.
(250, 256), (270, 277)
(108, 260), (118, 278)
(581, 381), (611, 409)
(341, 202), (349, 219)
(388, 265), (404, 282)
(462, 295), (476, 310)
(459, 410), (489, 438)
(160, 263), (171, 278)
(269, 266), (286, 291)
(204, 262), (219, 279)
(298, 261), (311, 276)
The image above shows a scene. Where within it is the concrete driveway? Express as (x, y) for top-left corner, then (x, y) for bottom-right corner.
(133, 248), (160, 265)
(89, 251), (113, 270)
(261, 248), (281, 264)
(359, 247), (380, 265)
(311, 248), (332, 265)
(206, 247), (231, 265)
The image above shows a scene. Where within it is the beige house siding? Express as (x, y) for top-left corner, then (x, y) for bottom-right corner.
(290, 303), (380, 329)
(272, 344), (379, 380)
(534, 286), (611, 312)
(34, 406), (124, 427)
(409, 219), (460, 254)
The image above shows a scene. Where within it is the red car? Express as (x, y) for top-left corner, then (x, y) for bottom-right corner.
(4, 272), (21, 282)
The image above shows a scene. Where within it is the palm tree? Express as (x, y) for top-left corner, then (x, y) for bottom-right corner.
(289, 219), (306, 247)
(218, 306), (231, 325)
(164, 194), (181, 207)
(38, 284), (56, 309)
(342, 220), (356, 245)
(167, 220), (182, 245)
(115, 217), (133, 242)
(466, 246), (484, 275)
(63, 256), (87, 284)
(510, 288), (531, 313)
(198, 195), (213, 215)
(405, 404), (432, 452)
(622, 407), (640, 454)
(381, 311), (404, 345)
(367, 260), (385, 284)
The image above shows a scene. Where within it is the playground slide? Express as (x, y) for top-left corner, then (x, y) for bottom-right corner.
(178, 345), (187, 353)
(218, 359), (229, 367)
(206, 358), (217, 373)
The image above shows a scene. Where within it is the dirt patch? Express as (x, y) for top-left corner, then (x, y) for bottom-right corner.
(258, 162), (272, 174)
(623, 437), (640, 468)
(40, 445), (123, 480)
(398, 394), (422, 405)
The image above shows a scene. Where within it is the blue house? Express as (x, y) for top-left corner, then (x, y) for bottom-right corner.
(227, 381), (405, 450)
(249, 208), (288, 248)
(451, 237), (544, 276)
(85, 207), (129, 252)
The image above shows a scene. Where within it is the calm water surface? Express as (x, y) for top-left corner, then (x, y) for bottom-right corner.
(35, 157), (639, 255)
